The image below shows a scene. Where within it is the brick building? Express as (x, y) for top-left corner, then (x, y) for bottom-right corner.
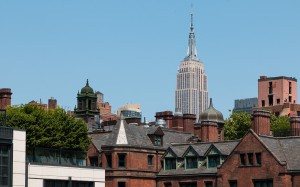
(257, 76), (300, 116)
(74, 79), (100, 126)
(156, 109), (300, 187)
(88, 120), (196, 187)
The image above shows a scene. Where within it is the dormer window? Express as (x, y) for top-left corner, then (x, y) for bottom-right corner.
(208, 155), (220, 168)
(165, 158), (176, 170)
(185, 156), (198, 169)
(154, 136), (162, 146)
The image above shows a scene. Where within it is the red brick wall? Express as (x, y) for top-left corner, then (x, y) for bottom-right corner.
(183, 114), (196, 134)
(217, 131), (291, 187)
(157, 176), (216, 187)
(251, 110), (271, 136)
(200, 121), (218, 142)
(258, 76), (297, 107)
(106, 178), (156, 187)
(0, 88), (12, 109)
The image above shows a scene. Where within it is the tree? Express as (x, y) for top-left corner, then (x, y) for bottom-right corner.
(224, 112), (252, 140)
(270, 115), (291, 137)
(6, 105), (90, 151)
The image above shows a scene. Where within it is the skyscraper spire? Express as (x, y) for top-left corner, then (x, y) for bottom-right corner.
(184, 13), (198, 61)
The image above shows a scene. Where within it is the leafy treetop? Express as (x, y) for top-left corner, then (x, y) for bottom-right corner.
(6, 105), (90, 152)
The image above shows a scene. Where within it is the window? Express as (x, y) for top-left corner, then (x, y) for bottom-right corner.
(253, 180), (273, 187)
(256, 153), (261, 165)
(248, 153), (254, 165)
(154, 136), (162, 146)
(205, 181), (213, 187)
(269, 82), (273, 94)
(208, 155), (220, 168)
(106, 154), (112, 168)
(229, 180), (237, 187)
(148, 155), (153, 166)
(118, 154), (126, 168)
(89, 157), (98, 167)
(165, 158), (176, 170)
(268, 95), (273, 106)
(118, 182), (126, 187)
(186, 156), (198, 169)
(44, 180), (93, 187)
(289, 82), (292, 94)
(289, 96), (292, 102)
(262, 100), (265, 107)
(180, 182), (197, 187)
(0, 144), (11, 187)
(276, 99), (280, 105)
(240, 153), (246, 166)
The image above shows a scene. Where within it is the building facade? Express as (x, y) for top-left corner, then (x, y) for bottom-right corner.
(175, 14), (208, 121)
(257, 76), (300, 116)
(233, 97), (258, 114)
(258, 76), (297, 107)
(0, 124), (105, 187)
(88, 120), (196, 187)
(74, 79), (100, 127)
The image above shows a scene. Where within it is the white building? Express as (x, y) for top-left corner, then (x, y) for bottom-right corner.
(175, 14), (208, 121)
(0, 126), (105, 187)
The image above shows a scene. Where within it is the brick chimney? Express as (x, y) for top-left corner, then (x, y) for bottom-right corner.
(0, 88), (12, 109)
(48, 97), (57, 110)
(199, 121), (218, 142)
(251, 110), (271, 136)
(155, 111), (173, 128)
(290, 116), (300, 136)
(183, 114), (196, 134)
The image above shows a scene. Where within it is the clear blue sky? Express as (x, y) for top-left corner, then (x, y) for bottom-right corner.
(1, 1), (300, 121)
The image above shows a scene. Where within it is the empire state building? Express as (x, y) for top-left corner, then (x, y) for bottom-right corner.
(175, 14), (208, 120)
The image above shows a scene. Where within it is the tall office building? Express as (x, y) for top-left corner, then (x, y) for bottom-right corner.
(175, 14), (208, 120)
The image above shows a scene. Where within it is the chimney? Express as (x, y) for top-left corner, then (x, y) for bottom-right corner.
(155, 111), (173, 128)
(183, 114), (196, 134)
(199, 121), (218, 142)
(0, 88), (12, 109)
(290, 116), (300, 136)
(252, 110), (271, 136)
(48, 97), (57, 110)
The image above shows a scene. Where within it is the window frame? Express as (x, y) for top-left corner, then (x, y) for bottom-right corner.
(240, 153), (246, 166)
(256, 152), (261, 166)
(118, 153), (126, 168)
(229, 180), (237, 187)
(0, 143), (12, 187)
(106, 153), (112, 168)
(165, 157), (176, 170)
(185, 156), (198, 169)
(154, 136), (162, 146)
(248, 153), (254, 166)
(148, 155), (153, 166)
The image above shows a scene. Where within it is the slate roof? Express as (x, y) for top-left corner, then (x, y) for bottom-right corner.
(90, 120), (194, 150)
(159, 140), (239, 176)
(158, 167), (217, 177)
(258, 135), (300, 171)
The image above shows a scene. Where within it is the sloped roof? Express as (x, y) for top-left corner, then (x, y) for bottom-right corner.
(162, 128), (194, 148)
(213, 141), (239, 155)
(259, 135), (300, 171)
(90, 120), (194, 150)
(158, 167), (217, 176)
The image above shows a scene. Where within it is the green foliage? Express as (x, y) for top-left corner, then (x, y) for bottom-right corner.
(6, 105), (90, 151)
(270, 115), (291, 137)
(224, 112), (252, 140)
